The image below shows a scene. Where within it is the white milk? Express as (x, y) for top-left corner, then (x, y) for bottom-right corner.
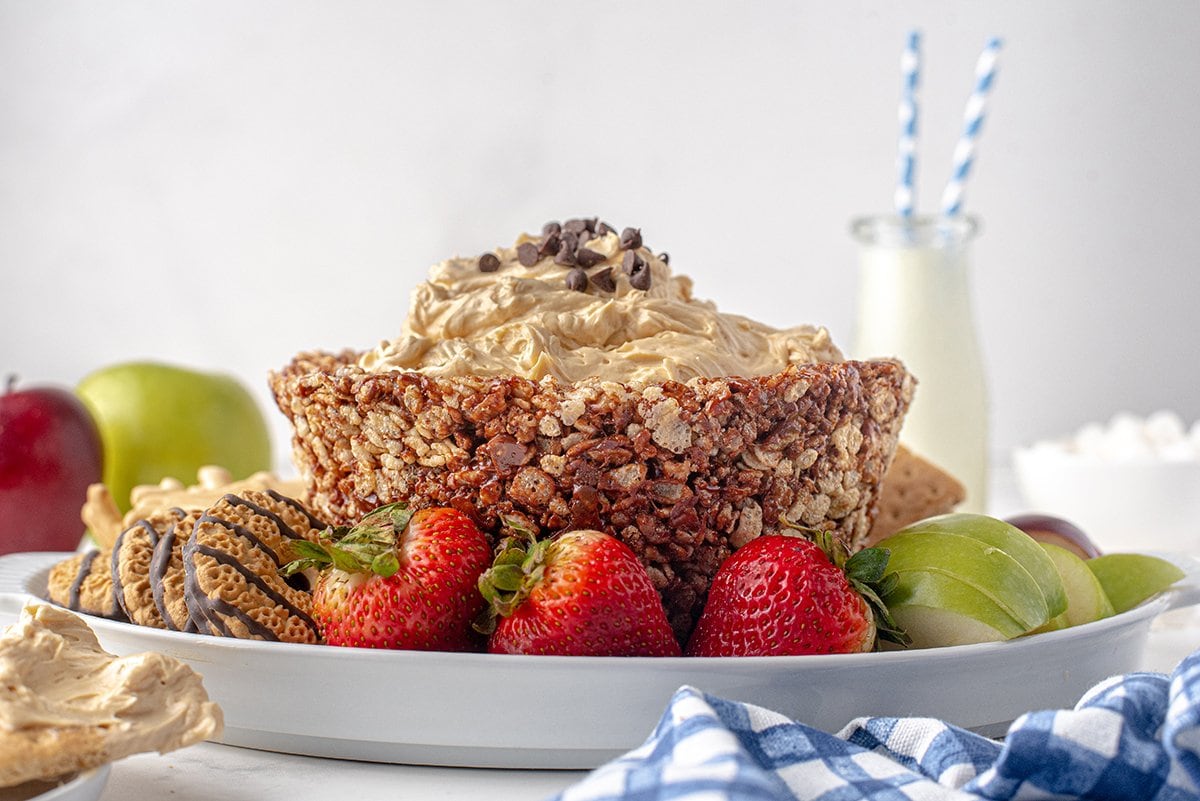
(850, 216), (989, 512)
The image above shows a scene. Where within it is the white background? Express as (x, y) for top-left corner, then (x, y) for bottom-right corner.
(2, 1), (1198, 474)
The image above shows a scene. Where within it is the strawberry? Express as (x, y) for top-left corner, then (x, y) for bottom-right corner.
(283, 503), (492, 651)
(685, 525), (908, 657)
(475, 526), (682, 657)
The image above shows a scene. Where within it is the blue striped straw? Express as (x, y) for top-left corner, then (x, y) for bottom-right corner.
(940, 36), (1003, 217)
(894, 30), (921, 217)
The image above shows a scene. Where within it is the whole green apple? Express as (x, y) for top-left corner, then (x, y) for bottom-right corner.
(76, 362), (271, 512)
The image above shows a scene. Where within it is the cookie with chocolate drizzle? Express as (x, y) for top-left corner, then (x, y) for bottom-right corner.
(111, 506), (188, 628)
(151, 509), (203, 632)
(182, 490), (327, 642)
(46, 549), (128, 621)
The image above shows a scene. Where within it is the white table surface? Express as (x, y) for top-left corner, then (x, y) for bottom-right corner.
(57, 467), (1200, 800)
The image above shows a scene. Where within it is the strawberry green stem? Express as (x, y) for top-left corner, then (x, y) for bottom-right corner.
(282, 502), (410, 578)
(474, 526), (552, 635)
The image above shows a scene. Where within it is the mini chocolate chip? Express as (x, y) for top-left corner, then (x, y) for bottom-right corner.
(563, 218), (589, 235)
(485, 436), (532, 473)
(555, 240), (578, 266)
(659, 252), (670, 264)
(478, 253), (501, 272)
(622, 249), (644, 275)
(630, 265), (652, 290)
(517, 242), (540, 267)
(619, 227), (642, 250)
(542, 221), (562, 237)
(592, 266), (616, 292)
(538, 232), (560, 257)
(565, 267), (588, 291)
(585, 217), (598, 233)
(576, 247), (605, 268)
(596, 221), (614, 237)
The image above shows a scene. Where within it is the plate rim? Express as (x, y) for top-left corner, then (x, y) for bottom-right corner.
(1, 549), (1193, 667)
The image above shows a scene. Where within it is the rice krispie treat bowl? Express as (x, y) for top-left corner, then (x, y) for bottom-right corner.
(272, 355), (912, 639)
(269, 219), (916, 639)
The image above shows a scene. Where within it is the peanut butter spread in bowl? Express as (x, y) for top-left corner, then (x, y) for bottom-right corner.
(359, 221), (843, 385)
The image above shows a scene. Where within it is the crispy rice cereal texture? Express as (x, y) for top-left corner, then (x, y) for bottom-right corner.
(270, 351), (914, 638)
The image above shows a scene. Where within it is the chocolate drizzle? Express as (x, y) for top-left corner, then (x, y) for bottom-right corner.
(212, 495), (290, 563)
(68, 550), (97, 612)
(265, 489), (329, 532)
(150, 509), (196, 632)
(109, 545), (122, 618)
(149, 523), (176, 623)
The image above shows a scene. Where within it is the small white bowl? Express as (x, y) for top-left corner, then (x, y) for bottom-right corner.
(1013, 445), (1200, 555)
(0, 765), (111, 801)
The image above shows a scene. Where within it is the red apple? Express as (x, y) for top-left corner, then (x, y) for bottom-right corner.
(0, 377), (104, 554)
(1005, 513), (1102, 560)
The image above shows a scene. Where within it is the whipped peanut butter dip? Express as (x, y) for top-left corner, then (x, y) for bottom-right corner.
(360, 220), (843, 384)
(0, 604), (222, 787)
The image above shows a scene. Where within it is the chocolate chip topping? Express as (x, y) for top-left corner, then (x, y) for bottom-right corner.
(576, 247), (605, 268)
(622, 250), (644, 275)
(554, 240), (578, 266)
(482, 217), (660, 293)
(592, 266), (616, 292)
(516, 242), (540, 267)
(659, 252), (670, 265)
(630, 264), (652, 291)
(624, 251), (652, 290)
(563, 218), (591, 236)
(565, 267), (588, 292)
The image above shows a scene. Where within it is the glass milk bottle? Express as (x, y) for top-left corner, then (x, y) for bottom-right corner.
(850, 215), (989, 512)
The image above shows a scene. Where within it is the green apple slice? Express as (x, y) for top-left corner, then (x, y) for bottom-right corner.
(1086, 553), (1185, 614)
(889, 607), (1012, 649)
(893, 513), (1069, 620)
(877, 530), (1050, 632)
(1030, 543), (1115, 633)
(883, 571), (1028, 647)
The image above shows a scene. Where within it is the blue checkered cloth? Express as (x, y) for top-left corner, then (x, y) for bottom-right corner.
(552, 648), (1200, 800)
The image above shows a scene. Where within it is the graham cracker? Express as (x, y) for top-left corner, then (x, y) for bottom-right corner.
(867, 444), (967, 547)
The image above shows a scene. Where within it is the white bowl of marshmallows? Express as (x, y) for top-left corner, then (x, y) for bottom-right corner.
(1013, 411), (1200, 555)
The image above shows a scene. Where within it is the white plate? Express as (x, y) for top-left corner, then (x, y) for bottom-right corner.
(0, 766), (110, 801)
(3, 551), (1199, 770)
